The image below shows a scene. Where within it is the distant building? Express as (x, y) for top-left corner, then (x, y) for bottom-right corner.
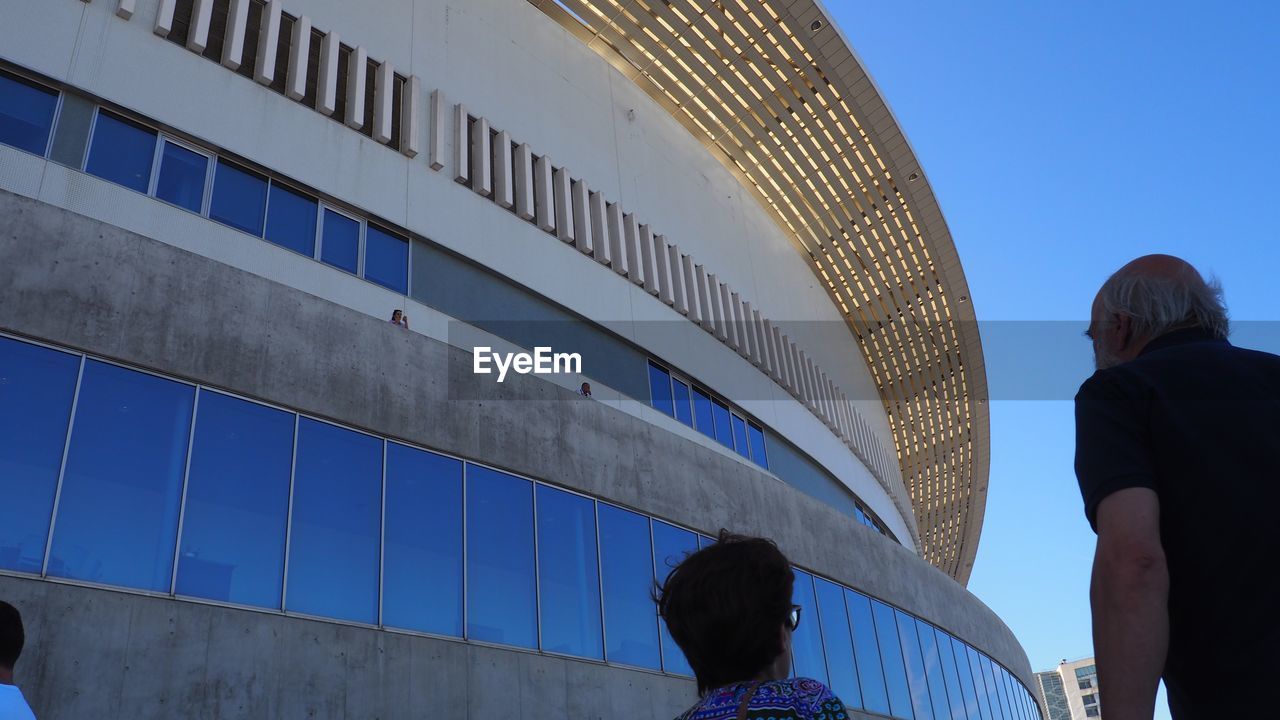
(1037, 658), (1101, 719)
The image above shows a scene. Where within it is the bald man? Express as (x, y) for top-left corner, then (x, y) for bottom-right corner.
(1076, 255), (1280, 719)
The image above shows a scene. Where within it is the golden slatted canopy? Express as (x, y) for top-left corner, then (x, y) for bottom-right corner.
(531, 0), (990, 583)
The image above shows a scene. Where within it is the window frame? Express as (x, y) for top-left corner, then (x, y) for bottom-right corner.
(151, 134), (216, 215)
(316, 202), (365, 275)
(0, 67), (63, 158)
(83, 106), (161, 194)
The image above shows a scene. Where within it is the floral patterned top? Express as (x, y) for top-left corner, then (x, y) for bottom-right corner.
(674, 678), (850, 720)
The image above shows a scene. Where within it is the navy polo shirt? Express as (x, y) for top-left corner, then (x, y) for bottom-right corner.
(1074, 327), (1280, 718)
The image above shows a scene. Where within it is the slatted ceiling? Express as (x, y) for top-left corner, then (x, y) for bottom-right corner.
(533, 0), (988, 579)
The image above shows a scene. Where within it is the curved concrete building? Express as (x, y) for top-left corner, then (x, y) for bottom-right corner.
(0, 0), (1032, 718)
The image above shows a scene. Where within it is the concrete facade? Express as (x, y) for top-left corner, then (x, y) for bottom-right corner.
(0, 188), (1033, 717)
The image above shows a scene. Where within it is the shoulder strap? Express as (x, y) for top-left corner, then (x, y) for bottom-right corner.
(734, 682), (761, 720)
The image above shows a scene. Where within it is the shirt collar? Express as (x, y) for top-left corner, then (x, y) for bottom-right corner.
(1138, 326), (1228, 357)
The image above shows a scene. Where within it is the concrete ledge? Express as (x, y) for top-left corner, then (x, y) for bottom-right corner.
(0, 190), (1033, 695)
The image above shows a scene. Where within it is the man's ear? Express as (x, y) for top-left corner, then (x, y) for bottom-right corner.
(1114, 313), (1134, 351)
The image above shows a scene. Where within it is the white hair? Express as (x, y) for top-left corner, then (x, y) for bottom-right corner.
(1099, 268), (1229, 340)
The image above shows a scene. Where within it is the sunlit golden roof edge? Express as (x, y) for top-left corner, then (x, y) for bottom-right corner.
(530, 0), (991, 585)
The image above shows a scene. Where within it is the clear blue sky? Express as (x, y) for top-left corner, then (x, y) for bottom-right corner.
(828, 1), (1280, 716)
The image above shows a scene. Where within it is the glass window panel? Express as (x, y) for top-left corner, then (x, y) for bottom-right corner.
(652, 519), (697, 676)
(320, 208), (360, 273)
(154, 140), (208, 213)
(364, 225), (408, 294)
(598, 504), (660, 670)
(648, 362), (673, 417)
(933, 629), (969, 720)
(85, 111), (157, 193)
(994, 663), (1015, 720)
(209, 159), (268, 236)
(730, 414), (749, 457)
(871, 600), (914, 719)
(466, 465), (537, 648)
(175, 390), (292, 608)
(814, 578), (861, 708)
(691, 387), (714, 439)
(747, 422), (768, 468)
(916, 621), (955, 720)
(0, 338), (79, 573)
(982, 656), (1007, 720)
(0, 71), (58, 155)
(1004, 669), (1025, 720)
(382, 442), (463, 637)
(711, 398), (733, 449)
(47, 360), (193, 591)
(536, 485), (603, 659)
(966, 645), (994, 720)
(264, 183), (317, 256)
(285, 418), (381, 623)
(846, 590), (891, 715)
(948, 636), (982, 720)
(897, 611), (935, 720)
(671, 379), (692, 427)
(790, 570), (828, 685)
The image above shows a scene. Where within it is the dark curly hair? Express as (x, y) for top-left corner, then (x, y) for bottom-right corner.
(655, 530), (794, 695)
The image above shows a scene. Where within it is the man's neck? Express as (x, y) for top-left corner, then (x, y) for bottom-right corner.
(0, 666), (14, 685)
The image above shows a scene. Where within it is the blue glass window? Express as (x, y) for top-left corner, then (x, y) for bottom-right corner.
(814, 578), (861, 708)
(364, 224), (409, 294)
(691, 387), (714, 439)
(730, 414), (749, 458)
(790, 570), (828, 684)
(872, 600), (915, 719)
(536, 485), (603, 659)
(948, 636), (981, 720)
(1000, 668), (1021, 720)
(383, 442), (463, 636)
(209, 159), (268, 236)
(747, 422), (768, 468)
(711, 398), (733, 449)
(965, 645), (994, 720)
(264, 183), (318, 256)
(0, 338), (78, 573)
(175, 390), (292, 608)
(648, 362), (673, 417)
(671, 378), (693, 427)
(47, 360), (194, 591)
(652, 520), (697, 675)
(846, 590), (891, 715)
(154, 140), (208, 213)
(983, 656), (1008, 720)
(0, 71), (58, 155)
(86, 111), (157, 193)
(897, 610), (936, 720)
(466, 465), (537, 648)
(916, 620), (955, 720)
(285, 418), (381, 623)
(698, 534), (715, 550)
(320, 208), (360, 273)
(598, 504), (660, 670)
(933, 629), (969, 720)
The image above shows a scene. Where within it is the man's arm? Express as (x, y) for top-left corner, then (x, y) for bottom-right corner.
(1090, 486), (1168, 720)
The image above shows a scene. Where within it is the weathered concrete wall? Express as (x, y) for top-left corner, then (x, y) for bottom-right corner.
(0, 190), (1034, 715)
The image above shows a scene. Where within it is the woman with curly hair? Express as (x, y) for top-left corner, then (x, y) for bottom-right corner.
(657, 531), (849, 720)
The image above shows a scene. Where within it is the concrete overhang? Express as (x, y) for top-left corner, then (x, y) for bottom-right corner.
(530, 0), (990, 584)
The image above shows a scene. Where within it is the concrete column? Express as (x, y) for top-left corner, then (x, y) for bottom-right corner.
(400, 76), (421, 158)
(222, 0), (250, 69)
(254, 0), (283, 86)
(285, 15), (312, 101)
(373, 61), (394, 144)
(492, 130), (513, 208)
(316, 31), (340, 115)
(187, 0), (215, 53)
(344, 46), (367, 128)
